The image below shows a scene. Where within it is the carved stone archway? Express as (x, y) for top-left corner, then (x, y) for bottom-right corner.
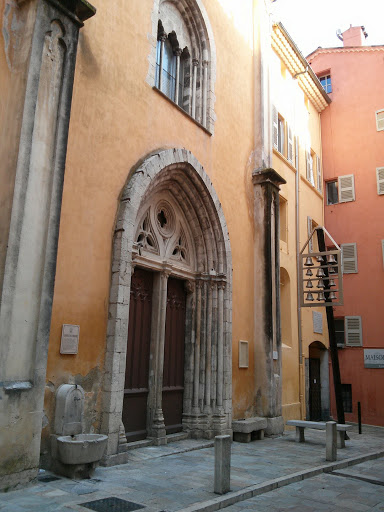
(101, 149), (232, 457)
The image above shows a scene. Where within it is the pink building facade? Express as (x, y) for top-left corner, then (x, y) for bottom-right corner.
(308, 26), (384, 426)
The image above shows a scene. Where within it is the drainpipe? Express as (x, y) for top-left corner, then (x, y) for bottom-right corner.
(295, 142), (304, 419)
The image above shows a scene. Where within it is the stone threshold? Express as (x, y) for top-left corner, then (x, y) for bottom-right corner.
(178, 449), (384, 512)
(101, 433), (213, 467)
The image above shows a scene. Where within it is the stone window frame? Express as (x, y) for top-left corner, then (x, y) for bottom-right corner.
(147, 0), (217, 133)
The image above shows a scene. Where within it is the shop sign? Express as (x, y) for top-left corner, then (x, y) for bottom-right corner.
(364, 349), (384, 369)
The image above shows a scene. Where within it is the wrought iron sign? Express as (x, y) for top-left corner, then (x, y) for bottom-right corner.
(299, 227), (343, 308)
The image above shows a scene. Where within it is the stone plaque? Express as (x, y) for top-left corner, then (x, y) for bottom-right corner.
(364, 349), (384, 369)
(60, 324), (80, 354)
(313, 311), (323, 334)
(239, 340), (249, 368)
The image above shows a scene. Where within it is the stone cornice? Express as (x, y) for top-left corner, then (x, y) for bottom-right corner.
(271, 22), (330, 113)
(252, 168), (286, 189)
(307, 45), (384, 59)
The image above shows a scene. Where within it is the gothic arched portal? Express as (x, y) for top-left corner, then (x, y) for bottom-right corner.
(102, 149), (232, 455)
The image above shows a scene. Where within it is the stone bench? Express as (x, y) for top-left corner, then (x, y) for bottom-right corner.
(286, 420), (352, 448)
(232, 417), (267, 443)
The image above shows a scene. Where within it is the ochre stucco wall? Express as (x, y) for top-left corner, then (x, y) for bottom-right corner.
(44, 0), (258, 445)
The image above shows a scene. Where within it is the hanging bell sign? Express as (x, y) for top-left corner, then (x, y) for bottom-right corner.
(300, 240), (343, 307)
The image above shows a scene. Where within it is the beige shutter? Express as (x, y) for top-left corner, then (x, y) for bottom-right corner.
(306, 149), (314, 185)
(272, 105), (278, 149)
(345, 316), (362, 346)
(376, 110), (384, 131)
(307, 216), (313, 252)
(287, 125), (293, 163)
(338, 174), (355, 202)
(376, 167), (384, 195)
(382, 240), (384, 268)
(341, 243), (358, 273)
(295, 136), (299, 170)
(316, 155), (321, 192)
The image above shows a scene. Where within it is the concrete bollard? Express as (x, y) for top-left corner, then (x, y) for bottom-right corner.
(214, 435), (231, 494)
(326, 421), (337, 462)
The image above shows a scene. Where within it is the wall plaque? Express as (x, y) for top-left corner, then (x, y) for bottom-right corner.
(364, 349), (384, 369)
(239, 340), (249, 368)
(313, 311), (323, 334)
(60, 324), (80, 354)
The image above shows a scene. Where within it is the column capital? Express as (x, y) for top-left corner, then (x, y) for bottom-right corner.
(192, 58), (199, 67)
(47, 0), (96, 22)
(252, 168), (286, 190)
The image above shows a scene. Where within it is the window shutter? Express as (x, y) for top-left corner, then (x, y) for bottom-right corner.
(287, 125), (293, 163)
(382, 240), (384, 268)
(295, 136), (299, 170)
(316, 155), (321, 192)
(307, 216), (313, 252)
(338, 174), (355, 202)
(272, 105), (278, 149)
(306, 149), (313, 184)
(377, 167), (384, 195)
(345, 316), (362, 346)
(341, 243), (358, 273)
(376, 110), (384, 131)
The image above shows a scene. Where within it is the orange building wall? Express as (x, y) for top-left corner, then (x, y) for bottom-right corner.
(44, 0), (258, 441)
(309, 46), (384, 425)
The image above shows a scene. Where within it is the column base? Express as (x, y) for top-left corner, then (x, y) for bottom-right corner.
(265, 416), (284, 436)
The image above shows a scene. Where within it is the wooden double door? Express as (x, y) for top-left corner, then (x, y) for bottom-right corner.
(122, 268), (186, 442)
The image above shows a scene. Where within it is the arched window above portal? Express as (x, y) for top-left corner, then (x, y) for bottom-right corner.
(148, 0), (216, 132)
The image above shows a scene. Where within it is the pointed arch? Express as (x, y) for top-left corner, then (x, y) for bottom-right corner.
(101, 149), (232, 456)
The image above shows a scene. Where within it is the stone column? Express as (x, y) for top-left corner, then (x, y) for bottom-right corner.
(252, 168), (286, 436)
(191, 58), (199, 119)
(148, 268), (170, 445)
(174, 47), (182, 105)
(202, 50), (209, 128)
(0, 0), (95, 491)
(158, 32), (167, 91)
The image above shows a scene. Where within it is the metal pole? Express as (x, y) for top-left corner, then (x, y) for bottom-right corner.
(316, 228), (346, 428)
(358, 401), (362, 434)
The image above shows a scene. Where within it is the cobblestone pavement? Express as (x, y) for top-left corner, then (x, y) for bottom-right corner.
(1, 425), (384, 512)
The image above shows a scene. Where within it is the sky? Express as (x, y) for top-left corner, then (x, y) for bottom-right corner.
(271, 0), (384, 57)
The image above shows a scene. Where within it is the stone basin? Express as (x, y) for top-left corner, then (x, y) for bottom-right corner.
(56, 434), (108, 465)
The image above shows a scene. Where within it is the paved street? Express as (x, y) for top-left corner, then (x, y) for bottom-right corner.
(1, 425), (384, 512)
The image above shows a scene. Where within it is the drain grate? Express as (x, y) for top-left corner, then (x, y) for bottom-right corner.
(80, 497), (146, 512)
(37, 475), (61, 483)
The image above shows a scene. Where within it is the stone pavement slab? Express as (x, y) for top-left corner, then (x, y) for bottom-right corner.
(0, 425), (384, 512)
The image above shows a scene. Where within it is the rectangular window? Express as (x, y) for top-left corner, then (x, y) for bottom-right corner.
(287, 124), (293, 163)
(335, 318), (345, 346)
(278, 116), (285, 155)
(377, 167), (384, 195)
(376, 109), (384, 131)
(326, 180), (338, 205)
(319, 74), (332, 94)
(316, 155), (322, 192)
(345, 316), (362, 346)
(341, 243), (358, 273)
(306, 149), (314, 186)
(279, 196), (288, 243)
(326, 175), (355, 204)
(272, 105), (278, 149)
(341, 384), (352, 413)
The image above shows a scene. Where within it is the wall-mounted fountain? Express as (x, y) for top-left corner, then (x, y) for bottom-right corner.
(51, 384), (107, 479)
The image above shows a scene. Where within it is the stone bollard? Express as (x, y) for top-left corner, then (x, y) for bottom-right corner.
(326, 421), (337, 462)
(214, 435), (231, 494)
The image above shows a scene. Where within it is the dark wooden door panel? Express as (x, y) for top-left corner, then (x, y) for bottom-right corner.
(309, 358), (321, 421)
(163, 278), (186, 434)
(123, 268), (153, 442)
